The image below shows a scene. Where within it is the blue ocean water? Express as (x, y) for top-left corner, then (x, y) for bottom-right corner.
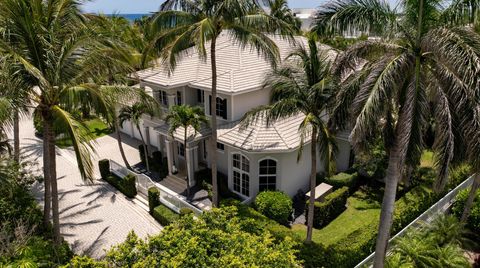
(107, 13), (151, 22)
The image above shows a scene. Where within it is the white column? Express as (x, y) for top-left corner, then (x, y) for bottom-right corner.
(167, 94), (176, 108)
(165, 138), (174, 175)
(186, 145), (198, 186)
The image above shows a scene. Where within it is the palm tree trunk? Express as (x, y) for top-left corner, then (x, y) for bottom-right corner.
(373, 137), (403, 267)
(210, 36), (219, 207)
(44, 118), (60, 244)
(184, 129), (190, 198)
(115, 120), (131, 170)
(42, 118), (52, 229)
(306, 127), (318, 242)
(137, 124), (149, 172)
(13, 111), (20, 162)
(461, 173), (480, 222)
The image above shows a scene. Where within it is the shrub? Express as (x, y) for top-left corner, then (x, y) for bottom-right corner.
(98, 159), (110, 179)
(451, 188), (480, 233)
(447, 164), (472, 190)
(138, 144), (148, 164)
(325, 172), (359, 191)
(254, 191), (292, 225)
(148, 187), (160, 214)
(63, 256), (108, 268)
(152, 151), (162, 165)
(306, 187), (349, 229)
(103, 174), (137, 198)
(152, 204), (180, 226)
(179, 208), (194, 217)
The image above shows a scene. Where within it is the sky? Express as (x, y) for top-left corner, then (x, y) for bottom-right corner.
(82, 0), (319, 14)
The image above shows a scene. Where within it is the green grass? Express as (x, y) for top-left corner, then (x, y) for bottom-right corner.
(56, 118), (112, 148)
(420, 150), (434, 167)
(292, 187), (381, 246)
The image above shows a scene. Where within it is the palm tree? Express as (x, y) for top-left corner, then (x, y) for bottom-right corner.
(165, 105), (208, 197)
(119, 103), (156, 172)
(316, 0), (480, 264)
(265, 0), (302, 33)
(241, 34), (337, 242)
(152, 0), (296, 207)
(461, 174), (480, 222)
(0, 0), (118, 244)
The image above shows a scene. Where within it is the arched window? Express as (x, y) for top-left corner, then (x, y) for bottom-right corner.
(232, 153), (250, 197)
(259, 159), (277, 192)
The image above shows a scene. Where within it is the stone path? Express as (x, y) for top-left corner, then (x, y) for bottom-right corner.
(12, 116), (162, 259)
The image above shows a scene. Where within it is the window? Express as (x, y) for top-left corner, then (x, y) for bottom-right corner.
(217, 142), (225, 151)
(176, 91), (182, 105)
(178, 143), (185, 157)
(197, 89), (204, 103)
(208, 96), (227, 119)
(203, 140), (207, 159)
(232, 153), (249, 196)
(259, 159), (277, 192)
(158, 90), (168, 106)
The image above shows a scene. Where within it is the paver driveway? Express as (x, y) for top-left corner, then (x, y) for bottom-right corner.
(12, 116), (162, 259)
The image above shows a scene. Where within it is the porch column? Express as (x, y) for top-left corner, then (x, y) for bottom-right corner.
(186, 145), (198, 186)
(165, 137), (174, 175)
(167, 93), (176, 108)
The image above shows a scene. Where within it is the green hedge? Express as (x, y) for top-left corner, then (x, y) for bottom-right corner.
(306, 187), (349, 229)
(103, 174), (137, 198)
(451, 188), (480, 233)
(138, 144), (149, 164)
(179, 208), (194, 217)
(98, 159), (110, 179)
(152, 204), (180, 226)
(325, 172), (358, 191)
(254, 191), (292, 225)
(148, 187), (160, 214)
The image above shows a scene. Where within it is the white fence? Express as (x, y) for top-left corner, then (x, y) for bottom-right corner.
(109, 159), (203, 216)
(355, 175), (475, 268)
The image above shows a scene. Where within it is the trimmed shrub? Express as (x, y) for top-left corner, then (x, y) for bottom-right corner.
(254, 191), (292, 225)
(179, 208), (194, 217)
(103, 174), (137, 198)
(306, 187), (349, 229)
(325, 172), (358, 191)
(98, 159), (110, 179)
(447, 164), (472, 190)
(138, 144), (149, 164)
(152, 151), (163, 164)
(148, 187), (160, 214)
(451, 188), (480, 233)
(152, 204), (180, 226)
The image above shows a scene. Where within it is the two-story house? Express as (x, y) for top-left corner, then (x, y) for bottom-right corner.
(120, 33), (352, 200)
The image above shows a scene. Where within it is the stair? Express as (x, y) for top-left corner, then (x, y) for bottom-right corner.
(160, 175), (188, 194)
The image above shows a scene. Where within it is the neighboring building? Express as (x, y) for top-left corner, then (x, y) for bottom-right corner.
(292, 8), (316, 31)
(120, 32), (352, 200)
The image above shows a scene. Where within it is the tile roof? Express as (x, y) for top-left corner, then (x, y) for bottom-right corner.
(136, 32), (308, 94)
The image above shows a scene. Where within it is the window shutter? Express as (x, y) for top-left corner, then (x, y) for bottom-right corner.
(222, 99), (227, 119)
(197, 89), (202, 102)
(208, 95), (212, 115)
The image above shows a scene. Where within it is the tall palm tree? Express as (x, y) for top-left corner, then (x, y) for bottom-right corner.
(165, 105), (208, 197)
(151, 0), (296, 207)
(119, 102), (156, 172)
(316, 0), (480, 265)
(0, 0), (117, 243)
(241, 34), (337, 242)
(265, 0), (302, 33)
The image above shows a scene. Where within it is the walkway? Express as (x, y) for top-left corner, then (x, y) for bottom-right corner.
(12, 117), (162, 259)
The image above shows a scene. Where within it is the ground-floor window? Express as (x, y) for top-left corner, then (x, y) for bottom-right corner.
(259, 159), (277, 191)
(232, 153), (250, 196)
(178, 143), (185, 157)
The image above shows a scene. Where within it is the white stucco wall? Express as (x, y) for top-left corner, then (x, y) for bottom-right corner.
(335, 138), (352, 172)
(231, 89), (270, 121)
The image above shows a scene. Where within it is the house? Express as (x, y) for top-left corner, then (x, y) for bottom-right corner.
(120, 32), (353, 200)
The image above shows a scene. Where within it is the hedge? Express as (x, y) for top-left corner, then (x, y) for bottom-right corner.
(98, 159), (110, 179)
(152, 204), (180, 226)
(103, 174), (137, 198)
(179, 208), (194, 217)
(254, 191), (292, 225)
(148, 187), (160, 214)
(325, 172), (358, 191)
(138, 144), (149, 164)
(306, 187), (349, 229)
(451, 188), (480, 233)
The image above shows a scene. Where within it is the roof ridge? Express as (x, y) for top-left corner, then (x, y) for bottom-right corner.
(272, 119), (291, 149)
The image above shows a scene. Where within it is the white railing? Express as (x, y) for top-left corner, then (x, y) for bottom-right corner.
(355, 175), (475, 268)
(109, 159), (203, 216)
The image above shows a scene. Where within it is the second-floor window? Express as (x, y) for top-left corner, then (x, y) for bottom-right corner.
(208, 96), (227, 119)
(176, 91), (182, 105)
(158, 90), (168, 106)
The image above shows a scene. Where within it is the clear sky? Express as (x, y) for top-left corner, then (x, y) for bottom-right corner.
(82, 0), (320, 14)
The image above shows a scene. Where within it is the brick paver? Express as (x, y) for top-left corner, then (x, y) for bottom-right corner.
(12, 117), (162, 259)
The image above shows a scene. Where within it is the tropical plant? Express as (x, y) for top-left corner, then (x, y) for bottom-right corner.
(0, 0), (124, 244)
(265, 0), (302, 33)
(119, 102), (156, 172)
(165, 105), (208, 197)
(152, 0), (296, 207)
(242, 34), (337, 242)
(316, 0), (480, 264)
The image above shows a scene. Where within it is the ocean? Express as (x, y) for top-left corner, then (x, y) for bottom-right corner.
(107, 13), (151, 22)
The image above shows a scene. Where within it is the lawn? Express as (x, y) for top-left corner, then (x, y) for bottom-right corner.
(56, 118), (112, 148)
(291, 187), (381, 246)
(420, 150), (434, 167)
